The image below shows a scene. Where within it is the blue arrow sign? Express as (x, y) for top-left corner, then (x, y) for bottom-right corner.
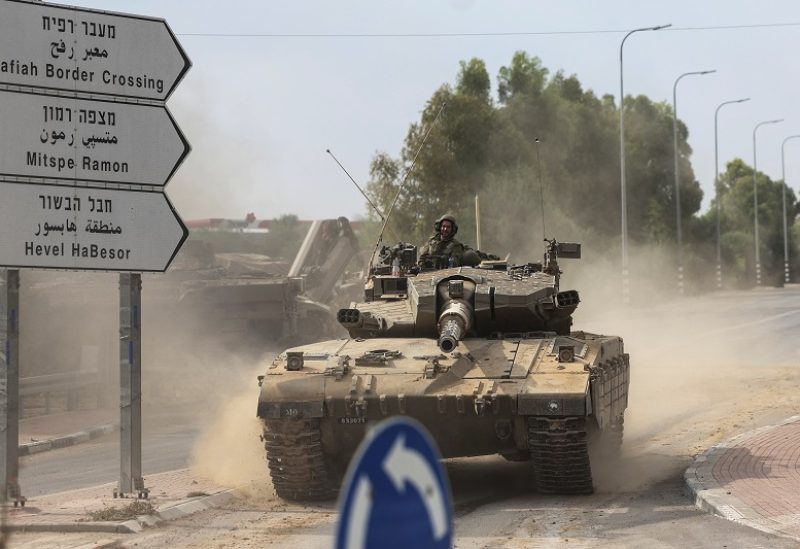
(336, 417), (454, 549)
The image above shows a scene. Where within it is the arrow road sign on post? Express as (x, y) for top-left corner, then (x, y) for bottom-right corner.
(0, 0), (190, 101)
(0, 182), (187, 272)
(336, 417), (454, 549)
(0, 89), (189, 188)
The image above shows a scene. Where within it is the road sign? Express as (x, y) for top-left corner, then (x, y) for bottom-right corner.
(0, 89), (188, 188)
(336, 417), (453, 549)
(0, 0), (190, 101)
(0, 182), (187, 272)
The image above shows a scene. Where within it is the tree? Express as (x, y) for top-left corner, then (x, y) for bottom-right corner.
(367, 59), (494, 244)
(712, 158), (799, 286)
(497, 51), (548, 103)
(623, 95), (703, 244)
(366, 51), (707, 272)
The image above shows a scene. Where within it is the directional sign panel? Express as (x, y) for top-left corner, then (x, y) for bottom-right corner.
(0, 182), (187, 272)
(336, 417), (454, 549)
(0, 0), (190, 101)
(0, 89), (188, 187)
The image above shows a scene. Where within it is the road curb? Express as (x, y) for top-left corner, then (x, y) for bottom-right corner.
(149, 489), (238, 524)
(685, 414), (800, 541)
(8, 488), (239, 534)
(71, 540), (123, 549)
(18, 422), (118, 456)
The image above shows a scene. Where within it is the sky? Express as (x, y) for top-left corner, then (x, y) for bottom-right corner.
(72, 0), (800, 223)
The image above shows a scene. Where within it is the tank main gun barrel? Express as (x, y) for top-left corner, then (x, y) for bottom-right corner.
(437, 300), (473, 353)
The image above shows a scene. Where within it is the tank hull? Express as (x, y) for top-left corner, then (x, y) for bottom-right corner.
(257, 332), (629, 498)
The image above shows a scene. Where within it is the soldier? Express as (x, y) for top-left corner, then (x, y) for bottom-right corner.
(418, 214), (465, 268)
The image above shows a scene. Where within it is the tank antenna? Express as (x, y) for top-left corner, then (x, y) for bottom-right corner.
(366, 101), (447, 274)
(327, 148), (385, 222)
(474, 194), (482, 250)
(326, 148), (400, 241)
(535, 137), (547, 241)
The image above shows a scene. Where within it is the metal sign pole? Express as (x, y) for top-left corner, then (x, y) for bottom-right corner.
(116, 273), (147, 498)
(0, 270), (23, 507)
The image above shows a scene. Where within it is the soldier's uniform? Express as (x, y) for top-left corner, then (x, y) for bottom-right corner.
(418, 214), (465, 268)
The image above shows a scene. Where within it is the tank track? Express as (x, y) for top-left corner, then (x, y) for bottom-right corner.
(262, 418), (338, 501)
(528, 416), (593, 495)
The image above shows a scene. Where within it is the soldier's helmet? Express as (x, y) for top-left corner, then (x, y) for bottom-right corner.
(434, 214), (458, 236)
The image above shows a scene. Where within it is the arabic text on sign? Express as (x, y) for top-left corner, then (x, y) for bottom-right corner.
(49, 41), (111, 63)
(34, 219), (78, 236)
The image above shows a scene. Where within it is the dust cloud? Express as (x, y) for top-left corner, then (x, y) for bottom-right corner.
(138, 301), (279, 500)
(166, 81), (267, 221)
(140, 310), (280, 502)
(18, 267), (278, 498)
(187, 363), (276, 501)
(570, 244), (800, 492)
(18, 271), (121, 422)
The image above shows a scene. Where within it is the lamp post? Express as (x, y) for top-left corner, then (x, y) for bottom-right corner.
(672, 69), (715, 295)
(753, 118), (784, 286)
(714, 98), (750, 289)
(619, 23), (671, 304)
(781, 135), (800, 284)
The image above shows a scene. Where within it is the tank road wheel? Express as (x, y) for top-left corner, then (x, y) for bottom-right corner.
(262, 418), (338, 501)
(528, 417), (593, 495)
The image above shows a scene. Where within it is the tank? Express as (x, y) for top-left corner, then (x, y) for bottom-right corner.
(170, 216), (360, 346)
(256, 239), (629, 499)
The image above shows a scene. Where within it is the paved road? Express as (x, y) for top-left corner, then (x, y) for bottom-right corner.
(19, 409), (201, 497)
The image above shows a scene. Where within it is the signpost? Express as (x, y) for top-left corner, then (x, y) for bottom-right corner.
(0, 0), (192, 504)
(0, 182), (187, 272)
(0, 270), (22, 507)
(336, 418), (454, 549)
(0, 0), (190, 101)
(0, 89), (189, 187)
(118, 271), (143, 499)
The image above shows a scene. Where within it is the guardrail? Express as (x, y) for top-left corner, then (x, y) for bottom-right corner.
(20, 370), (100, 414)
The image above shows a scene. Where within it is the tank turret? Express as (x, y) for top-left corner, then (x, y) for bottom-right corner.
(338, 238), (582, 343)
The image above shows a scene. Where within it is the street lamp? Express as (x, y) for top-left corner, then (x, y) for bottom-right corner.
(619, 23), (671, 304)
(672, 69), (715, 295)
(781, 135), (800, 284)
(714, 98), (750, 289)
(753, 118), (784, 286)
